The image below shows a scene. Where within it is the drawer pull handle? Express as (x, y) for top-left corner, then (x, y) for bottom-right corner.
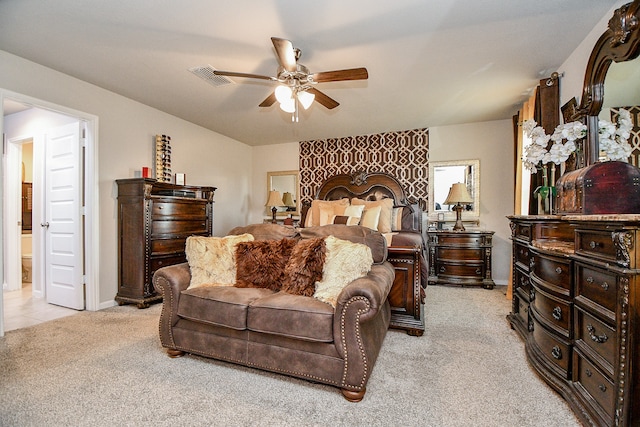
(585, 369), (592, 377)
(440, 266), (446, 273)
(475, 268), (482, 275)
(551, 346), (562, 360)
(599, 384), (607, 393)
(589, 241), (600, 249)
(586, 276), (594, 284)
(552, 306), (562, 321)
(555, 267), (562, 274)
(601, 282), (609, 291)
(530, 289), (535, 301)
(587, 324), (608, 343)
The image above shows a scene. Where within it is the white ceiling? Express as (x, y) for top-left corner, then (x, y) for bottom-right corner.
(0, 0), (617, 146)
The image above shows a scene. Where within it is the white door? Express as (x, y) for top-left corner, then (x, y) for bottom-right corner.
(44, 122), (84, 310)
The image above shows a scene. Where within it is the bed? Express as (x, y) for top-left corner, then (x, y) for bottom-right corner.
(301, 171), (427, 336)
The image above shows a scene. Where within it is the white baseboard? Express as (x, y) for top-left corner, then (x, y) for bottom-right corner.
(98, 300), (118, 310)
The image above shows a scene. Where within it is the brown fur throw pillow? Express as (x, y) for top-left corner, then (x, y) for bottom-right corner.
(235, 238), (297, 290)
(280, 238), (327, 297)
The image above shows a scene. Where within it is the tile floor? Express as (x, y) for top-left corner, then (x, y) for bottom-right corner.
(2, 283), (78, 332)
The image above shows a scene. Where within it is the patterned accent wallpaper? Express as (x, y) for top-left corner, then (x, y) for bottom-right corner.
(611, 106), (640, 166)
(299, 128), (429, 205)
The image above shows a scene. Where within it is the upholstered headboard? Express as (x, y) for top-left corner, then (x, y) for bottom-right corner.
(301, 171), (424, 232)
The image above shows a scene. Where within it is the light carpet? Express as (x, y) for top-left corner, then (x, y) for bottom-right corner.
(0, 286), (581, 426)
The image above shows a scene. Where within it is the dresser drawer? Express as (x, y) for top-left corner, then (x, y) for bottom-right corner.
(152, 219), (209, 236)
(531, 285), (571, 336)
(513, 222), (532, 242)
(573, 349), (615, 424)
(575, 229), (616, 263)
(150, 254), (187, 276)
(531, 251), (572, 292)
(152, 200), (208, 219)
(150, 237), (189, 256)
(514, 241), (531, 271)
(436, 262), (483, 279)
(514, 267), (531, 300)
(437, 247), (483, 261)
(575, 307), (616, 371)
(575, 263), (617, 316)
(513, 293), (530, 330)
(436, 234), (485, 246)
(531, 313), (571, 378)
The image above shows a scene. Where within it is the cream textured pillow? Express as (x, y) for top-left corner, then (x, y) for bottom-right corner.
(351, 198), (394, 233)
(185, 233), (254, 288)
(310, 199), (350, 227)
(314, 235), (373, 308)
(359, 205), (381, 231)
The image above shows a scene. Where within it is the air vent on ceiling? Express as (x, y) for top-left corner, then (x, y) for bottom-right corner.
(188, 65), (234, 87)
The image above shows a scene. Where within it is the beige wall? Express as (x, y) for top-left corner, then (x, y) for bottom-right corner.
(1, 50), (253, 308)
(250, 119), (515, 285)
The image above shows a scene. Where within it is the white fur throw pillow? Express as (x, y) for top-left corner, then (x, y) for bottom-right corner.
(185, 233), (254, 288)
(314, 235), (373, 307)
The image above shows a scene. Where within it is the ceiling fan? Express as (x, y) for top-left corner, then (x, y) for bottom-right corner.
(212, 37), (368, 121)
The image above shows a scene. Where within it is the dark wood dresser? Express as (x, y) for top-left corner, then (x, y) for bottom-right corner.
(427, 230), (494, 289)
(507, 215), (640, 426)
(116, 178), (216, 308)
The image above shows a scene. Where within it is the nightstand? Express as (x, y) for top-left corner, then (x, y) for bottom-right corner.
(427, 230), (494, 289)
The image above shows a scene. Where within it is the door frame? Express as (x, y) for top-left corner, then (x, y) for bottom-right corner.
(0, 89), (100, 334)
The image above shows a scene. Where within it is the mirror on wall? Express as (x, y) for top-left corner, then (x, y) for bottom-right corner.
(573, 0), (640, 165)
(428, 159), (480, 220)
(266, 170), (299, 216)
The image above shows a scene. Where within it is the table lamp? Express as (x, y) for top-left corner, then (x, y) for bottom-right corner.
(282, 191), (296, 211)
(443, 183), (473, 231)
(265, 190), (284, 224)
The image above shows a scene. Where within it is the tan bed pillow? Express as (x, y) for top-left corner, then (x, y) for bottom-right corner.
(314, 235), (373, 308)
(309, 198), (350, 227)
(351, 198), (394, 233)
(185, 233), (254, 288)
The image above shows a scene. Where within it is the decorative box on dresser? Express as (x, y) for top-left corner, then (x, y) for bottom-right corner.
(427, 230), (495, 289)
(507, 215), (640, 426)
(116, 178), (216, 308)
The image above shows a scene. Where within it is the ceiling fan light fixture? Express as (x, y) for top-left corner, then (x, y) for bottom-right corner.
(275, 85), (293, 104)
(297, 90), (315, 109)
(279, 98), (295, 113)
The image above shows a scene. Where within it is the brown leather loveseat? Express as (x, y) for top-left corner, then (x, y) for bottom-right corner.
(153, 224), (395, 401)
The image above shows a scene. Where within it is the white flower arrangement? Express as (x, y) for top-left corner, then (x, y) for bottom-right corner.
(522, 108), (633, 173)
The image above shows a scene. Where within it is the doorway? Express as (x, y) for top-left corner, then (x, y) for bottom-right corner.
(0, 91), (99, 336)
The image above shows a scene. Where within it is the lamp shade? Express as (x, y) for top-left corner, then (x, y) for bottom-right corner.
(265, 190), (284, 207)
(443, 183), (473, 205)
(297, 90), (315, 109)
(275, 85), (293, 104)
(282, 192), (295, 207)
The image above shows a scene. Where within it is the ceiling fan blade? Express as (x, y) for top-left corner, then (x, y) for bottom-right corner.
(311, 67), (369, 83)
(213, 70), (276, 81)
(271, 37), (297, 72)
(307, 88), (339, 109)
(259, 92), (277, 107)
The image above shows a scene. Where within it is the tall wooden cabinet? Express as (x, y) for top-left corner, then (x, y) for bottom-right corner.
(508, 215), (640, 426)
(387, 246), (424, 336)
(116, 178), (216, 308)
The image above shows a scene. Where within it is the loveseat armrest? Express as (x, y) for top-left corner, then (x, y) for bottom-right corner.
(334, 262), (395, 323)
(333, 261), (395, 392)
(153, 262), (191, 348)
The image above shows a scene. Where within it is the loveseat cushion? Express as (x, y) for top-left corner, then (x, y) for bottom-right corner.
(228, 223), (299, 241)
(299, 224), (387, 264)
(185, 234), (254, 288)
(280, 237), (326, 297)
(178, 286), (275, 330)
(234, 238), (297, 290)
(247, 292), (335, 343)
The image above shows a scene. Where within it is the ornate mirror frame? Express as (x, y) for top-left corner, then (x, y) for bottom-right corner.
(572, 0), (640, 165)
(266, 170), (300, 217)
(428, 159), (480, 221)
